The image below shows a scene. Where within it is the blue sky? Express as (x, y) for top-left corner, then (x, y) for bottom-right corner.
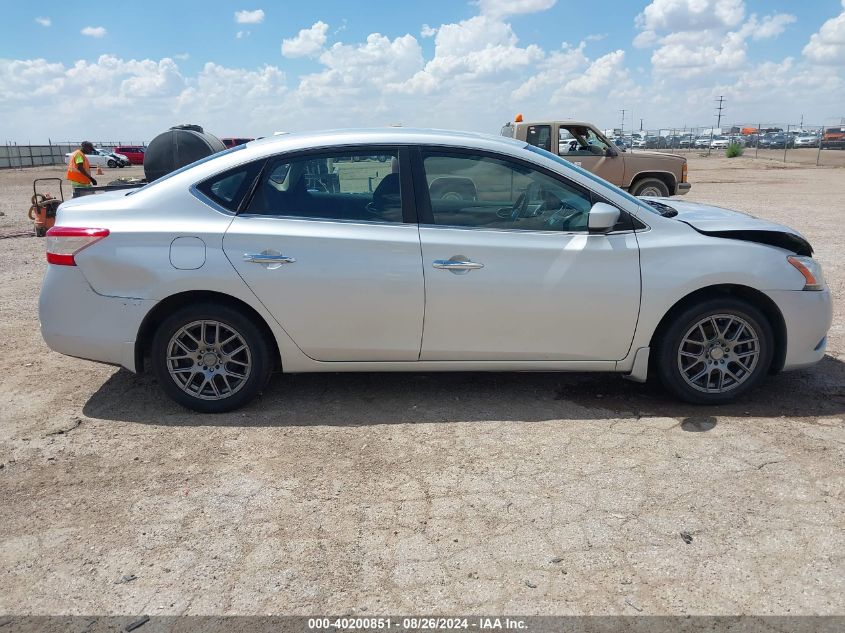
(1, 0), (844, 140)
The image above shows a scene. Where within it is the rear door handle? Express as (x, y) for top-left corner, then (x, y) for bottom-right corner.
(243, 253), (296, 264)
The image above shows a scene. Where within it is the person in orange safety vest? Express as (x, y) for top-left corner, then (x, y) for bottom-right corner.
(66, 141), (98, 188)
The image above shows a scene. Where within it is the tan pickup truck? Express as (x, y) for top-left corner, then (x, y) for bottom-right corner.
(501, 119), (691, 197)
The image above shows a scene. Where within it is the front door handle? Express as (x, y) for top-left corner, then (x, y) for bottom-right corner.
(433, 257), (484, 274)
(243, 253), (296, 265)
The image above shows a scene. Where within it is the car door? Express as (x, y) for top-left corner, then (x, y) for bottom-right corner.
(414, 147), (641, 362)
(221, 146), (425, 362)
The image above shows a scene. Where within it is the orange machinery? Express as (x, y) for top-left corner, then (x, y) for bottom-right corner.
(28, 178), (64, 237)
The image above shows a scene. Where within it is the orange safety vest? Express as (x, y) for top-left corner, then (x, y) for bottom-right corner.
(66, 149), (91, 184)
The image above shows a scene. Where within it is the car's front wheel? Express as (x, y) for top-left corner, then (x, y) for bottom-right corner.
(151, 303), (274, 413)
(630, 177), (670, 197)
(656, 298), (774, 404)
(107, 159), (117, 168)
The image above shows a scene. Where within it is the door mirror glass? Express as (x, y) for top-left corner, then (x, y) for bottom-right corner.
(588, 202), (620, 233)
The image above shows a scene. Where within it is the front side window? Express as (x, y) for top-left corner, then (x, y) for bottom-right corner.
(245, 149), (402, 223)
(558, 126), (610, 156)
(421, 151), (594, 232)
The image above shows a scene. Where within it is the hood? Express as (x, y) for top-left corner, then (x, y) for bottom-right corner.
(641, 197), (813, 256)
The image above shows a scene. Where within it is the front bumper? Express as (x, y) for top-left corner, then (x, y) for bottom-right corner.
(766, 288), (833, 371)
(675, 182), (691, 195)
(39, 265), (155, 372)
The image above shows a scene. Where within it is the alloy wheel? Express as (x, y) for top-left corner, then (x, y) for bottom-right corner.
(676, 314), (760, 394)
(165, 320), (252, 400)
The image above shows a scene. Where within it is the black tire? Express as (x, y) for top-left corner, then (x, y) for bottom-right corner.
(151, 302), (274, 413)
(35, 226), (47, 237)
(655, 297), (774, 404)
(630, 177), (670, 197)
(107, 159), (117, 168)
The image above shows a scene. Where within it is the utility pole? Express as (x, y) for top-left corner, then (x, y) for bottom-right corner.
(709, 95), (725, 156)
(640, 118), (643, 131)
(620, 109), (626, 136)
(715, 95), (725, 132)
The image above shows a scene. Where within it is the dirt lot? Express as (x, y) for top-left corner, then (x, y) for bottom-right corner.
(0, 156), (843, 617)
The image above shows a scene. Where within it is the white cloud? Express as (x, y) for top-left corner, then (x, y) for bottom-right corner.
(564, 50), (626, 93)
(633, 29), (657, 48)
(234, 9), (264, 24)
(636, 0), (744, 32)
(297, 33), (424, 102)
(421, 24), (437, 38)
(803, 3), (845, 65)
(282, 21), (329, 58)
(395, 16), (543, 95)
(174, 53), (190, 61)
(236, 30), (250, 39)
(634, 1), (796, 78)
(475, 0), (556, 19)
(751, 13), (796, 40)
(35, 17), (51, 27)
(81, 26), (106, 38)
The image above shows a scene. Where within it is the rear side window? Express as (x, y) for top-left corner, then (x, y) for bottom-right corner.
(244, 148), (403, 223)
(525, 125), (552, 152)
(196, 160), (263, 212)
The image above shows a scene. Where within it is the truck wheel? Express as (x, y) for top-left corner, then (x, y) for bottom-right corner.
(655, 297), (773, 405)
(631, 178), (670, 197)
(151, 303), (274, 413)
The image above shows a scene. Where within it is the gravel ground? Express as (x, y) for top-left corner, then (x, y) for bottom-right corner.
(0, 156), (843, 616)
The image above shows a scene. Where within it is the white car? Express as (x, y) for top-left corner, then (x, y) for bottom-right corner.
(65, 149), (121, 169)
(793, 136), (819, 148)
(97, 148), (130, 167)
(40, 129), (832, 412)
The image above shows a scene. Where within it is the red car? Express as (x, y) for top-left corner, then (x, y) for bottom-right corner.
(221, 137), (254, 148)
(114, 146), (145, 165)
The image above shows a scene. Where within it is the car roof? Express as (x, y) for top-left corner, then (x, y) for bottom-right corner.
(244, 127), (528, 155)
(511, 120), (594, 128)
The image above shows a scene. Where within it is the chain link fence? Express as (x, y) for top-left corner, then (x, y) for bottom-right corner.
(613, 119), (845, 167)
(1, 141), (147, 169)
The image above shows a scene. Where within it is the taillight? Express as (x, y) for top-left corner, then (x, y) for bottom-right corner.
(682, 161), (688, 183)
(45, 227), (110, 266)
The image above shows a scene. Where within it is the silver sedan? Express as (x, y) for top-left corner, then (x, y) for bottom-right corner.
(40, 129), (832, 412)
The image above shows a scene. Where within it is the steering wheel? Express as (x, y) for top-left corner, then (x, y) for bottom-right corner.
(544, 201), (582, 230)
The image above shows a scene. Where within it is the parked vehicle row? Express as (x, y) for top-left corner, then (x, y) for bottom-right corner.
(603, 127), (841, 151)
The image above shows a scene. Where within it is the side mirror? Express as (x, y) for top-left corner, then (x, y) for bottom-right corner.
(588, 202), (620, 233)
(606, 147), (618, 157)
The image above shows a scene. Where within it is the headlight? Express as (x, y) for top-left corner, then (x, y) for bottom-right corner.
(787, 256), (825, 290)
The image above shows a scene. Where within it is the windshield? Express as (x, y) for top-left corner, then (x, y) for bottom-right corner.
(127, 144), (246, 195)
(525, 145), (655, 214)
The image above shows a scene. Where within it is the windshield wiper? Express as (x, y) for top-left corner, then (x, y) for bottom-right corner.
(642, 199), (678, 217)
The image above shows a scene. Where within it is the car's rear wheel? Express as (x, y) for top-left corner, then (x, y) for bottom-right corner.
(630, 177), (670, 197)
(107, 159), (117, 168)
(151, 303), (273, 413)
(656, 298), (773, 404)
